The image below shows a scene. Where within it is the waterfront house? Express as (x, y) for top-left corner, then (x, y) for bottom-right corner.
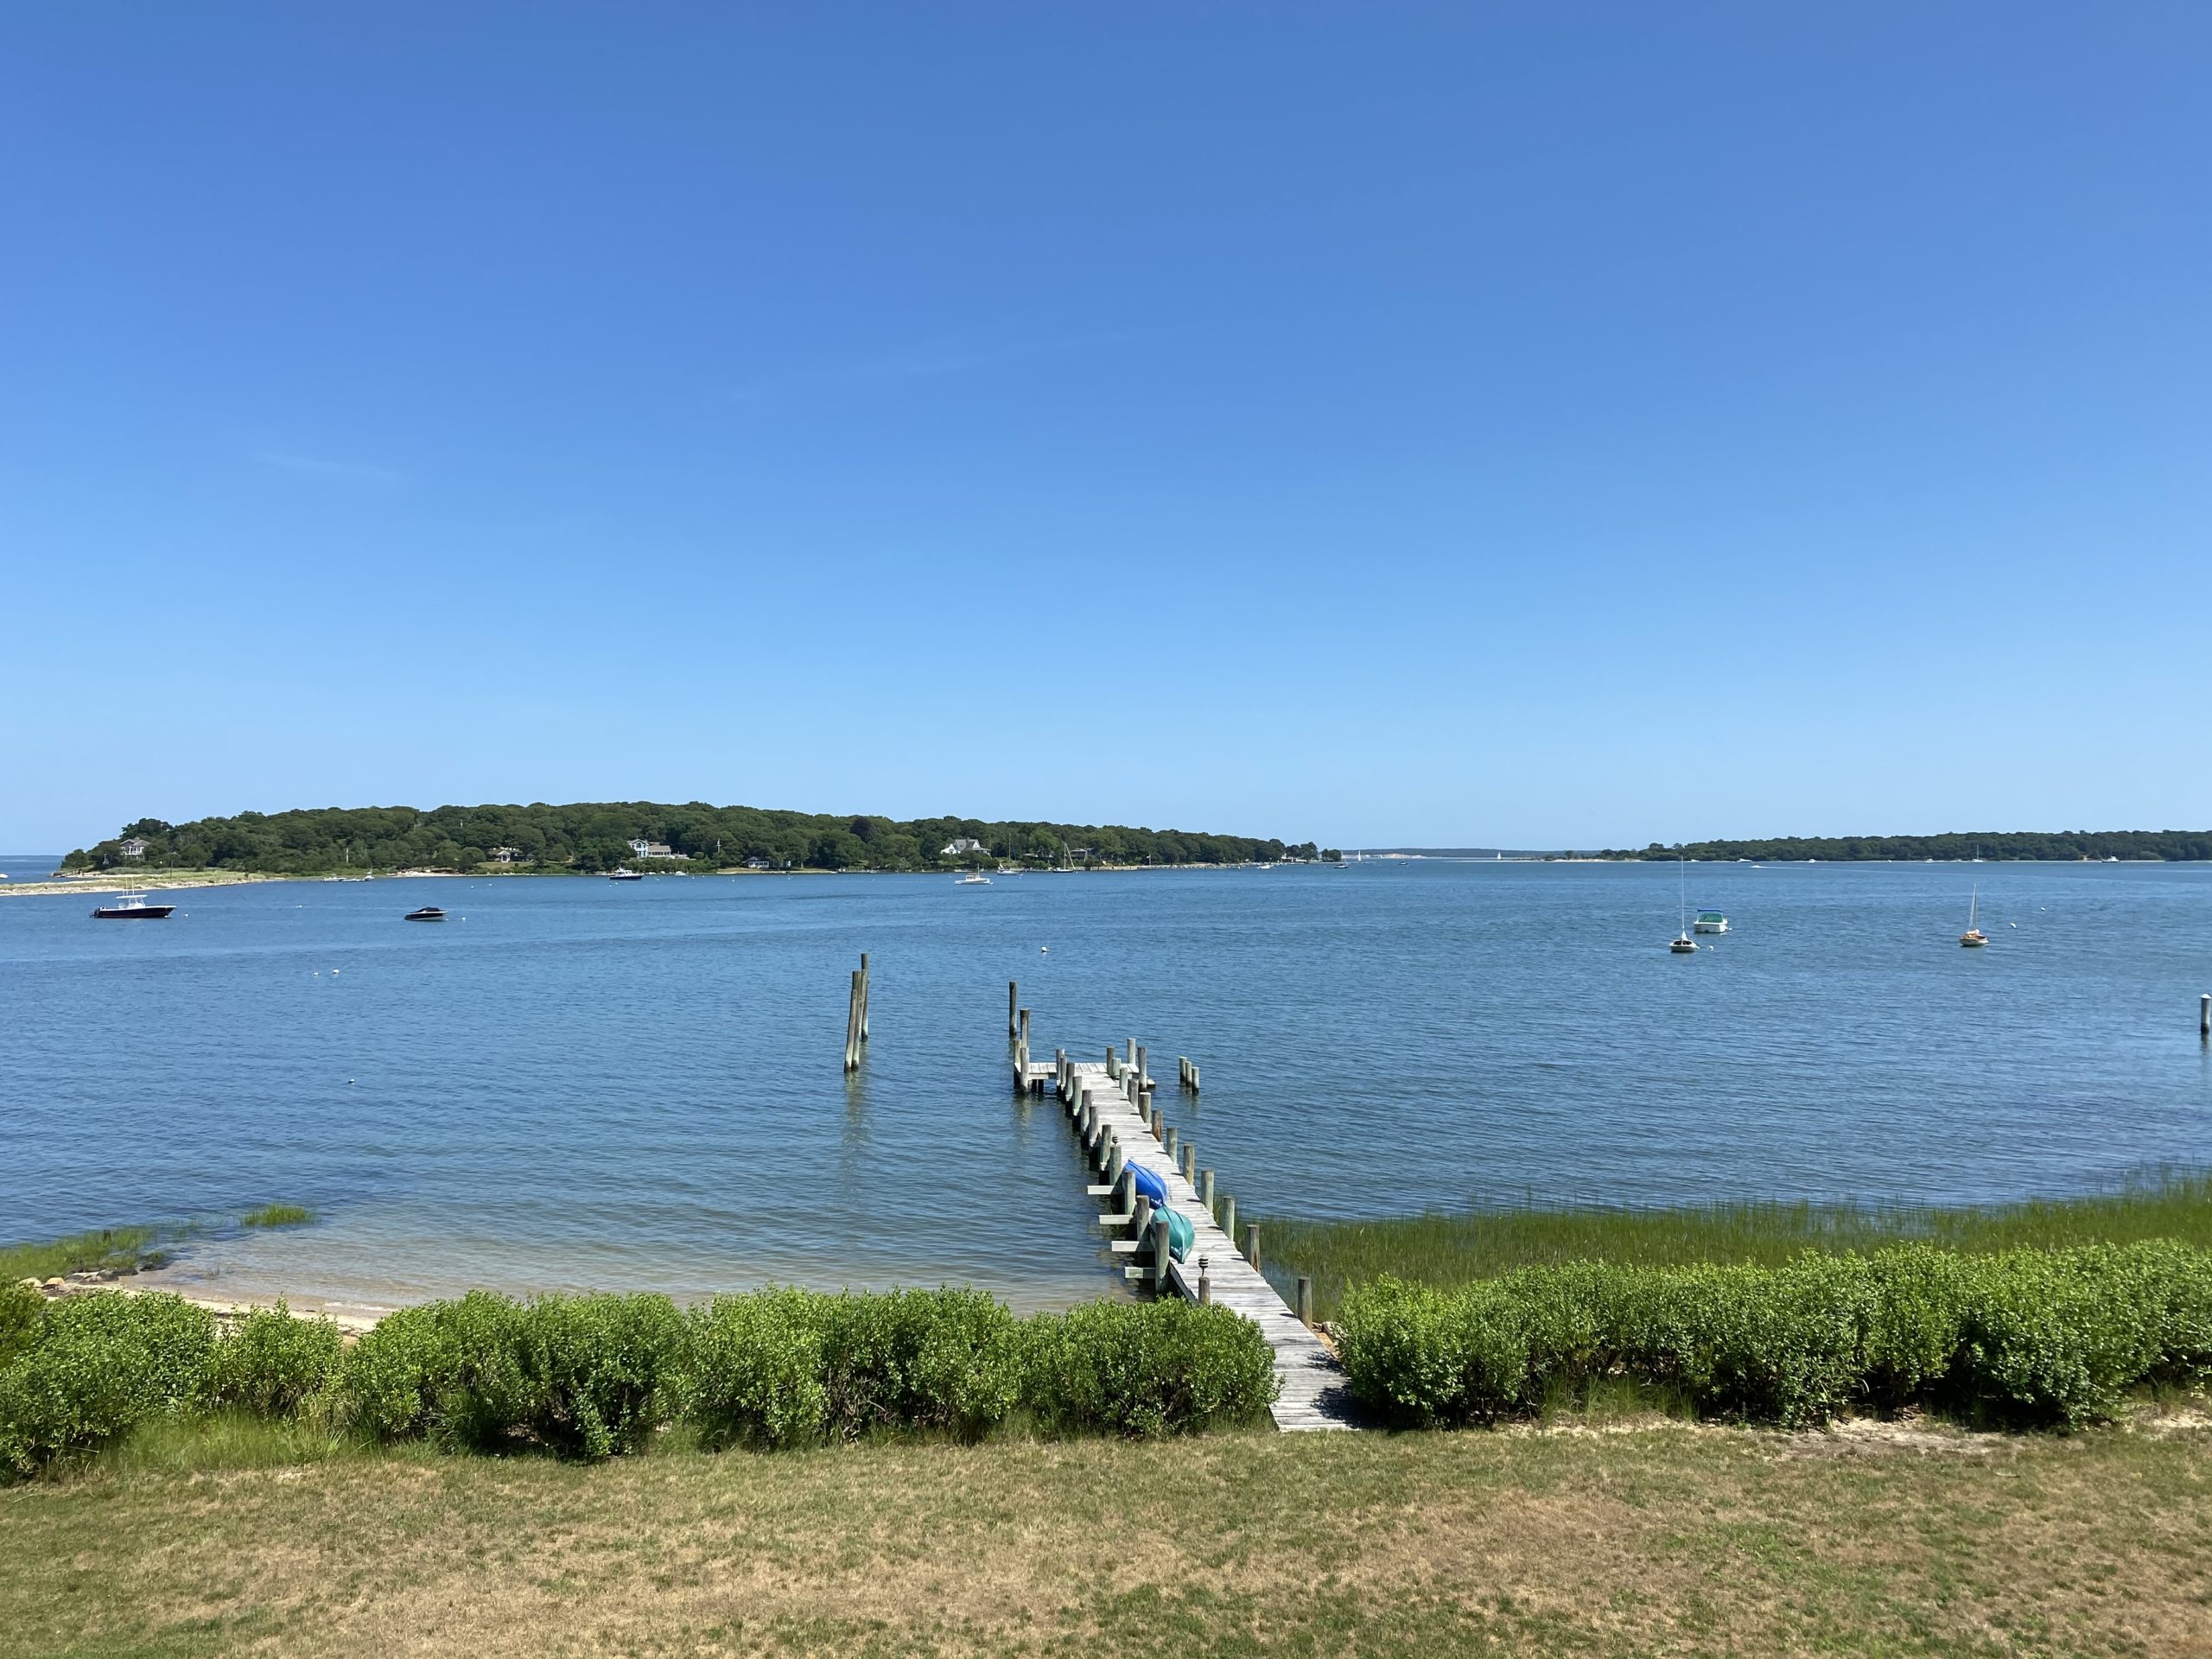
(628, 838), (677, 860)
(489, 846), (522, 864)
(744, 855), (775, 870)
(941, 836), (988, 856)
(118, 837), (148, 861)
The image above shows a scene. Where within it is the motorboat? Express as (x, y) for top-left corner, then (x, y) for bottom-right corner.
(1694, 911), (1728, 934)
(954, 872), (992, 885)
(92, 892), (174, 919)
(609, 868), (644, 881)
(404, 906), (447, 922)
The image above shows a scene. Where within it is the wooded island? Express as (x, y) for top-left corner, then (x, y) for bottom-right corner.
(63, 802), (1332, 875)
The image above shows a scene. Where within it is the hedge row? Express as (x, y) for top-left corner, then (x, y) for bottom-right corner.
(0, 1285), (1277, 1476)
(1337, 1241), (2212, 1430)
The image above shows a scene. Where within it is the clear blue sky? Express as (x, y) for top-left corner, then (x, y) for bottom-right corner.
(5, 5), (2208, 853)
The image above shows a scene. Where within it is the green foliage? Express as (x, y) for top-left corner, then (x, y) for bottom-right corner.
(1021, 1299), (1279, 1438)
(340, 1292), (686, 1459)
(64, 800), (1309, 874)
(1598, 830), (2212, 861)
(679, 1290), (830, 1450)
(1262, 1169), (2212, 1321)
(240, 1204), (315, 1230)
(1338, 1242), (2212, 1432)
(0, 1294), (218, 1476)
(204, 1304), (343, 1419)
(0, 1285), (45, 1369)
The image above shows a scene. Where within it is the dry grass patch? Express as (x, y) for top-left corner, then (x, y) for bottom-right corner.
(4, 1426), (2211, 1656)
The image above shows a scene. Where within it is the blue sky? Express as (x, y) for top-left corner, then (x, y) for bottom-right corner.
(4, 5), (2208, 852)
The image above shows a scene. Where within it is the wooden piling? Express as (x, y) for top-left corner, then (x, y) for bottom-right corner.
(1179, 1057), (1190, 1087)
(1009, 980), (1020, 1038)
(859, 954), (869, 1043)
(1164, 1125), (1179, 1161)
(1135, 1045), (1147, 1089)
(1297, 1276), (1314, 1328)
(2202, 994), (2209, 1039)
(1222, 1193), (1236, 1242)
(1148, 1215), (1172, 1287)
(1243, 1223), (1260, 1271)
(1180, 1143), (1195, 1183)
(1189, 1064), (1200, 1093)
(1199, 1168), (1215, 1211)
(843, 969), (862, 1071)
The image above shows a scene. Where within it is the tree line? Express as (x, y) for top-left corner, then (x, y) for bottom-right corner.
(1590, 830), (2212, 862)
(64, 802), (1326, 875)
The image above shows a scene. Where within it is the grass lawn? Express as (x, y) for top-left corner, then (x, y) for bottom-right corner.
(4, 1414), (2209, 1657)
(1260, 1170), (2212, 1321)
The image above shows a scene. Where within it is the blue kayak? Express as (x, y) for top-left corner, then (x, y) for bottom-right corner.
(1128, 1164), (1170, 1206)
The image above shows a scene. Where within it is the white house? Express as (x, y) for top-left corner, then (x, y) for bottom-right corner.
(118, 837), (149, 861)
(489, 846), (522, 864)
(628, 838), (677, 860)
(941, 837), (987, 856)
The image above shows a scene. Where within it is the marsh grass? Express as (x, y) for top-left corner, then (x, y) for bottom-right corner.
(240, 1204), (315, 1230)
(0, 1227), (172, 1283)
(1262, 1167), (2212, 1320)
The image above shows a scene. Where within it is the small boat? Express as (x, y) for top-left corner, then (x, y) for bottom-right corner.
(404, 906), (447, 922)
(1694, 911), (1728, 934)
(1960, 887), (1987, 948)
(954, 872), (992, 886)
(92, 892), (174, 919)
(1669, 855), (1697, 952)
(609, 868), (644, 881)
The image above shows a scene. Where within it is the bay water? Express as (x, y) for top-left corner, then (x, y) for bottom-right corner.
(3, 857), (2208, 1314)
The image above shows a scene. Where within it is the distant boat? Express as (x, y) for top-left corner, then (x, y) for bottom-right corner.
(609, 868), (644, 881)
(1669, 856), (1698, 953)
(92, 892), (174, 920)
(954, 872), (991, 886)
(1960, 887), (1987, 948)
(1694, 911), (1728, 934)
(404, 906), (447, 922)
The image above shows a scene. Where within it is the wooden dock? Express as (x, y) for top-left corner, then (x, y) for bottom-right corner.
(1026, 1046), (1355, 1432)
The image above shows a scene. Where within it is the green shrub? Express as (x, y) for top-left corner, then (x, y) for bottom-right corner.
(1024, 1299), (1277, 1437)
(814, 1287), (1021, 1441)
(0, 1284), (43, 1369)
(0, 1294), (217, 1476)
(505, 1293), (686, 1459)
(1952, 1248), (2160, 1427)
(340, 1291), (683, 1459)
(1860, 1246), (1970, 1408)
(339, 1300), (458, 1444)
(1339, 1240), (2212, 1432)
(680, 1289), (829, 1450)
(205, 1303), (343, 1418)
(1336, 1275), (1525, 1426)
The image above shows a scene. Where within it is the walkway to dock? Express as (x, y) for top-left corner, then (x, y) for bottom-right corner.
(1022, 1046), (1354, 1432)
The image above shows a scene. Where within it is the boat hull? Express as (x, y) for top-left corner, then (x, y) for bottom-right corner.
(92, 906), (174, 919)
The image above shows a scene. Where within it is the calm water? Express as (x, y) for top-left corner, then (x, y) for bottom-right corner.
(3, 859), (2209, 1313)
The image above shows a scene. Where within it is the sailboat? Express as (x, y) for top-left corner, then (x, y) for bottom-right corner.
(1960, 886), (1988, 948)
(1669, 855), (1697, 952)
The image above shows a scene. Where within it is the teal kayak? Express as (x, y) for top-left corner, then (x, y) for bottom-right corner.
(1160, 1205), (1195, 1262)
